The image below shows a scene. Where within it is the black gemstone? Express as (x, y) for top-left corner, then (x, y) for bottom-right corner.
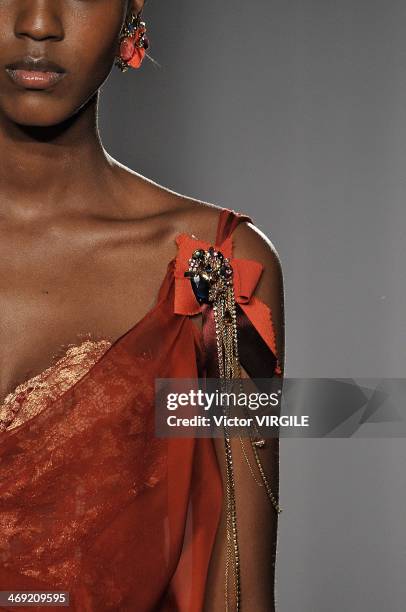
(189, 275), (210, 304)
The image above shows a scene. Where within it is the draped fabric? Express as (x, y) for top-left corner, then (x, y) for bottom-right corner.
(0, 208), (280, 611)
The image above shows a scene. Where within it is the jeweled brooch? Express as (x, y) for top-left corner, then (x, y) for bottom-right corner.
(184, 246), (233, 305)
(184, 246), (239, 379)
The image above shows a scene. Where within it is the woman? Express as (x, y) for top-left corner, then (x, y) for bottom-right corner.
(0, 1), (284, 611)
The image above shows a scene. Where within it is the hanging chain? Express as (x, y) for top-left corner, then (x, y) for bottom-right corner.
(213, 285), (242, 611)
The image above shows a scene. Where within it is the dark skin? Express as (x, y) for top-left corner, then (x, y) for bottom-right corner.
(0, 1), (284, 609)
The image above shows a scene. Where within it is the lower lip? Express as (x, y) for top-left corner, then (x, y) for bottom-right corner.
(5, 68), (66, 89)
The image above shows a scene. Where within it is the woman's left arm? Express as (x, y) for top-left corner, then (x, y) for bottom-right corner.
(203, 221), (285, 612)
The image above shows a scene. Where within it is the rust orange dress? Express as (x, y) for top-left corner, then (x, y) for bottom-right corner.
(0, 208), (281, 611)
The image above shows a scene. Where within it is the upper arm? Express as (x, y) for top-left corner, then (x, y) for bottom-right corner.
(203, 219), (284, 612)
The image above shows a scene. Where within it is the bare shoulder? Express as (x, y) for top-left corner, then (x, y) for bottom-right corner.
(232, 219), (283, 279)
(113, 162), (285, 331)
(118, 163), (284, 286)
(111, 161), (228, 243)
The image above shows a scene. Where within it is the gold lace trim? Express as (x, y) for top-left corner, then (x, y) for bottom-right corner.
(0, 339), (112, 432)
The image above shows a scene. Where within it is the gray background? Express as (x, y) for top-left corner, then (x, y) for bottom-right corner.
(99, 1), (406, 610)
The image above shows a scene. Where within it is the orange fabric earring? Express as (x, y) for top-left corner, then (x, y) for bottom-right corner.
(116, 12), (149, 72)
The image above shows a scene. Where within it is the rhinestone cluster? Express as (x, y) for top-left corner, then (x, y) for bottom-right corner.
(184, 246), (233, 304)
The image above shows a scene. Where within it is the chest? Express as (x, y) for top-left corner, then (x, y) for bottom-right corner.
(0, 227), (175, 403)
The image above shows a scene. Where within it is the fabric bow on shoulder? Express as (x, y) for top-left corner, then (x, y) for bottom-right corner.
(174, 233), (282, 378)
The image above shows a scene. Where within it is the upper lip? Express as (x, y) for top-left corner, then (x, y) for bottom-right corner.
(5, 56), (66, 73)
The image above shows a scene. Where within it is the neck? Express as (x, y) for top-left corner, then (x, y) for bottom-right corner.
(0, 93), (115, 217)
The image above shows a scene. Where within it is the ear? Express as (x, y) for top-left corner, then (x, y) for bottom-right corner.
(129, 0), (145, 15)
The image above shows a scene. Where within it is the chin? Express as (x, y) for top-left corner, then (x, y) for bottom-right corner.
(3, 98), (81, 129)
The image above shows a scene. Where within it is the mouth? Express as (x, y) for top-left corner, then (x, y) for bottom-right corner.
(5, 57), (67, 90)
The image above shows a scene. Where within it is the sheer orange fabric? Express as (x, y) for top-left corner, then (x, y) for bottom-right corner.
(0, 208), (280, 611)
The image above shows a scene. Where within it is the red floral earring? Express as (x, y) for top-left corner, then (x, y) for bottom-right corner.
(116, 11), (149, 72)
